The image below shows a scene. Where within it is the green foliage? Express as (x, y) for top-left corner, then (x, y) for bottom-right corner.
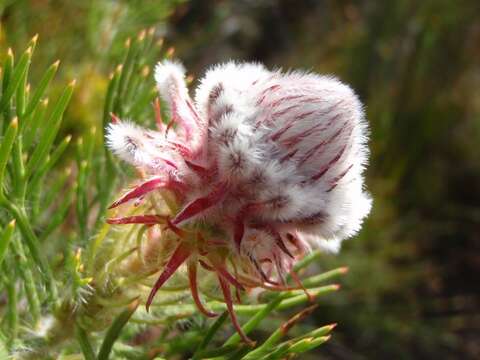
(0, 40), (69, 310)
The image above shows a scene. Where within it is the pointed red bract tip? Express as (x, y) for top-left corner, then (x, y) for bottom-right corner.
(188, 262), (217, 318)
(214, 263), (245, 292)
(280, 304), (318, 335)
(146, 243), (191, 312)
(233, 202), (265, 252)
(198, 259), (215, 271)
(233, 217), (245, 253)
(339, 266), (349, 274)
(108, 177), (168, 209)
(172, 182), (227, 225)
(107, 215), (166, 225)
(184, 159), (208, 175)
(166, 218), (187, 238)
(266, 226), (294, 259)
(290, 270), (315, 302)
(110, 112), (120, 124)
(217, 275), (255, 347)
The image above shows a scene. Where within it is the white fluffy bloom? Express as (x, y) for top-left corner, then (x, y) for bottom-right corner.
(106, 59), (371, 344)
(107, 59), (372, 254)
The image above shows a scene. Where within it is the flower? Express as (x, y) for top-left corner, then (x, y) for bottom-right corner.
(106, 60), (371, 344)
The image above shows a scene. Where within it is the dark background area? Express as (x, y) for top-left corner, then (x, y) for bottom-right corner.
(2, 0), (479, 358)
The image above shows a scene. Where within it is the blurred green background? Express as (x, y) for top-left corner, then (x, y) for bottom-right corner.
(1, 0), (479, 358)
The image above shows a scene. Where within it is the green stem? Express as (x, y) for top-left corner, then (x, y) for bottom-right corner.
(2, 261), (18, 348)
(75, 324), (96, 360)
(3, 201), (58, 305)
(11, 235), (42, 324)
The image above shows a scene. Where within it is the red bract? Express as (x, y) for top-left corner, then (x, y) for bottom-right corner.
(106, 60), (371, 344)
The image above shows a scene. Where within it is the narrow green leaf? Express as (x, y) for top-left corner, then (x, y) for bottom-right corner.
(4, 202), (58, 303)
(287, 335), (330, 354)
(276, 285), (340, 311)
(0, 220), (15, 267)
(2, 260), (18, 346)
(0, 118), (18, 196)
(76, 159), (88, 239)
(126, 87), (157, 117)
(257, 342), (290, 360)
(103, 65), (121, 127)
(123, 66), (144, 106)
(23, 97), (48, 150)
(75, 128), (96, 238)
(114, 38), (137, 117)
(10, 235), (42, 324)
(193, 311), (229, 358)
(259, 271), (346, 301)
(143, 27), (157, 54)
(26, 80), (75, 177)
(84, 127), (96, 164)
(86, 223), (110, 274)
(39, 181), (76, 241)
(2, 48), (14, 94)
(41, 167), (71, 211)
(97, 299), (139, 360)
(23, 60), (59, 119)
(76, 323), (96, 360)
(292, 250), (322, 273)
(223, 296), (283, 347)
(15, 65), (27, 117)
(11, 136), (26, 200)
(0, 46), (32, 110)
(127, 86), (156, 118)
(29, 135), (72, 191)
(15, 35), (37, 118)
(26, 34), (39, 54)
(242, 320), (335, 359)
(1, 48), (14, 127)
(297, 324), (337, 341)
(302, 267), (348, 288)
(225, 347), (250, 360)
(111, 343), (151, 360)
(193, 344), (240, 359)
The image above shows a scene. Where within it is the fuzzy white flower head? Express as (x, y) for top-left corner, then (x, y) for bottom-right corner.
(106, 59), (371, 344)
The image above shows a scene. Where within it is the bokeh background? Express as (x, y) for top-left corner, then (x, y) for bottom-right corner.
(2, 0), (479, 358)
